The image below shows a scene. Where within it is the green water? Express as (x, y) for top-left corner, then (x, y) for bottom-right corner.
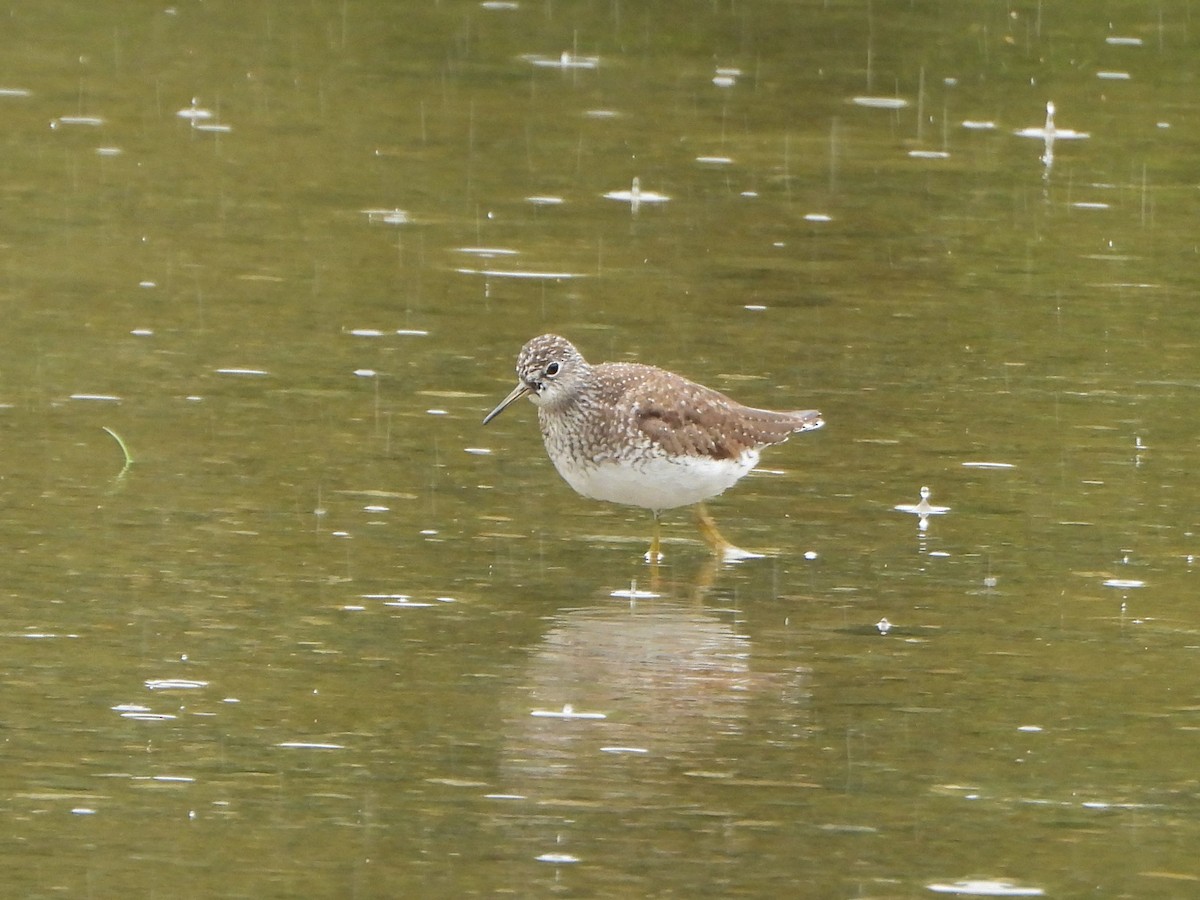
(0, 2), (1197, 896)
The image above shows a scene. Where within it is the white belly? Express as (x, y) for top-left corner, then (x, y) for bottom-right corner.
(551, 452), (760, 511)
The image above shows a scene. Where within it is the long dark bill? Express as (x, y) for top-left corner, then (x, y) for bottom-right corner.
(482, 382), (532, 425)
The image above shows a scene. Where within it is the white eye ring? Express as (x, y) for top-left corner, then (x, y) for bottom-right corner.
(544, 361), (561, 377)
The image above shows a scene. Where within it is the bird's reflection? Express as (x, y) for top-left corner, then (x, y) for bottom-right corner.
(497, 593), (810, 797)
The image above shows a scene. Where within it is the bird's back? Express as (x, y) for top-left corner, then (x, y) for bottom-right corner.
(584, 361), (821, 462)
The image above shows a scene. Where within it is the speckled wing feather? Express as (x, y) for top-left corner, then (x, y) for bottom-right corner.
(611, 365), (813, 461)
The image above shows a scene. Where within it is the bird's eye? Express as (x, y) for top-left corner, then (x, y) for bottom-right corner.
(544, 361), (561, 377)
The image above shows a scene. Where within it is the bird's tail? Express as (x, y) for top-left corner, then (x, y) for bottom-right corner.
(789, 409), (824, 433)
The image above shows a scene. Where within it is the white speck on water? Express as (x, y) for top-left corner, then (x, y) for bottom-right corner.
(1106, 36), (1143, 46)
(695, 155), (733, 164)
(54, 115), (104, 127)
(71, 808), (97, 816)
(456, 247), (518, 257)
(349, 328), (385, 337)
(176, 101), (213, 120)
(362, 208), (410, 225)
(522, 51), (599, 69)
(531, 704), (606, 720)
(895, 486), (950, 516)
(804, 213), (832, 222)
(601, 746), (649, 754)
(0, 87), (31, 97)
(962, 120), (997, 130)
(744, 304), (767, 312)
(426, 409), (448, 415)
(363, 505), (389, 513)
(481, 0), (519, 8)
(526, 195), (565, 205)
(139, 280), (156, 288)
(611, 584), (660, 599)
(1014, 101), (1089, 140)
(536, 853), (580, 864)
(70, 393), (121, 402)
(927, 879), (1045, 896)
(96, 147), (122, 156)
(194, 122), (233, 133)
(1103, 578), (1144, 589)
(584, 109), (619, 119)
(396, 328), (428, 336)
(464, 447), (492, 455)
(1072, 202), (1110, 210)
(145, 679), (209, 690)
(876, 617), (892, 634)
(1018, 725), (1043, 732)
(909, 150), (950, 159)
(216, 368), (269, 376)
(354, 369), (376, 377)
(604, 176), (670, 211)
(1097, 71), (1131, 80)
(420, 529), (438, 536)
(804, 550), (818, 560)
(962, 461), (1015, 469)
(130, 328), (153, 336)
(851, 96), (908, 109)
(19, 632), (77, 639)
(712, 67), (742, 88)
(456, 267), (585, 280)
(277, 742), (346, 750)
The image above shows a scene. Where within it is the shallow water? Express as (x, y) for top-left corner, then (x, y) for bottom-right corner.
(1, 2), (1199, 896)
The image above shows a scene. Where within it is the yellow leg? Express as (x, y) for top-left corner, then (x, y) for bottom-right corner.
(644, 512), (663, 564)
(694, 503), (763, 562)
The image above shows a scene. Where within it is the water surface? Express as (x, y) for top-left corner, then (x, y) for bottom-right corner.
(1, 2), (1197, 896)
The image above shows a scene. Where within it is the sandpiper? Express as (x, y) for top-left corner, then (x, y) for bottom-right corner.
(483, 334), (823, 561)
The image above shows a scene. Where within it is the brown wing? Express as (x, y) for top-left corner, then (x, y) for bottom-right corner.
(623, 368), (818, 460)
